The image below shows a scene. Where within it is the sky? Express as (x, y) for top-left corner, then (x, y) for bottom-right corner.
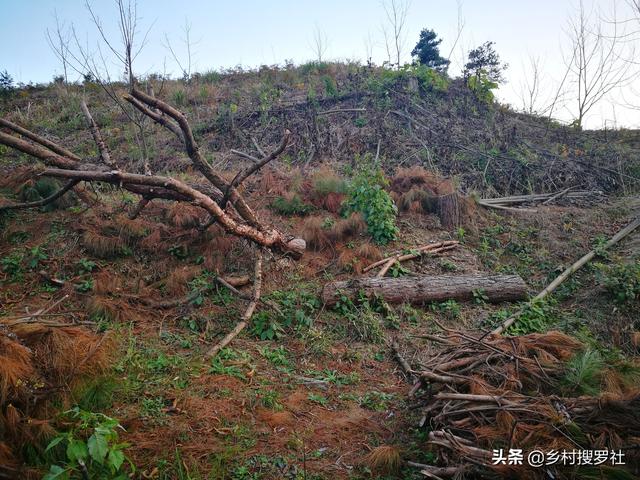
(1, 0), (639, 129)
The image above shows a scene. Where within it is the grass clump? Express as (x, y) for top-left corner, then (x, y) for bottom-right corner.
(269, 194), (314, 216)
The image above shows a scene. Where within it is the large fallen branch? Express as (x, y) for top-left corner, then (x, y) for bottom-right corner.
(491, 215), (640, 335)
(0, 92), (305, 257)
(322, 274), (527, 306)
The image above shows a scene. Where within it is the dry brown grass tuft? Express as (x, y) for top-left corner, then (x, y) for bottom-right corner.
(0, 335), (34, 405)
(337, 248), (360, 273)
(165, 266), (201, 296)
(391, 166), (453, 195)
(116, 215), (149, 243)
(363, 445), (402, 475)
(259, 169), (290, 196)
(94, 271), (120, 295)
(82, 231), (125, 259)
(300, 216), (332, 251)
(0, 323), (111, 475)
(329, 213), (366, 242)
(165, 203), (206, 229)
(355, 242), (383, 262)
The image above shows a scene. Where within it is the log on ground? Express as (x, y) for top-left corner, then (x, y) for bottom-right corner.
(322, 274), (527, 306)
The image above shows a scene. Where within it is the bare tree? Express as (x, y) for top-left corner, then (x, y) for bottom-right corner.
(562, 0), (633, 128)
(310, 24), (329, 63)
(446, 0), (466, 70)
(364, 31), (375, 66)
(381, 0), (411, 69)
(164, 19), (196, 81)
(46, 10), (72, 85)
(518, 55), (549, 115)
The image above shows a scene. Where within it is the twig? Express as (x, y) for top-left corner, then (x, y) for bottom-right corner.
(206, 250), (263, 357)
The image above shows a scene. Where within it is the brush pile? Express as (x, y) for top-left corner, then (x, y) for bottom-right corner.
(407, 330), (640, 478)
(0, 321), (110, 478)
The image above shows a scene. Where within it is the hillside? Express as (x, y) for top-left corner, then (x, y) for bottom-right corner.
(1, 63), (639, 480)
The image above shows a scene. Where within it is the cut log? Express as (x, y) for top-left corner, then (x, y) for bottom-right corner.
(322, 274), (527, 306)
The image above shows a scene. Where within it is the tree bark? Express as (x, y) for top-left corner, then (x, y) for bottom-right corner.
(321, 274), (527, 306)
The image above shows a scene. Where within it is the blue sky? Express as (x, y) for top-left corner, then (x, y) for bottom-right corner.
(1, 0), (638, 128)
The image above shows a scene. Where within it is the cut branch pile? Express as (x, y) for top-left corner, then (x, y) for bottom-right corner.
(402, 330), (640, 478)
(363, 241), (459, 278)
(477, 189), (603, 212)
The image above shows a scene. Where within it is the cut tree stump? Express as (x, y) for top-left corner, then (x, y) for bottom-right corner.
(322, 274), (527, 306)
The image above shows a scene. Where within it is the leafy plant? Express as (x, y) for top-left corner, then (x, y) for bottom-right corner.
(342, 154), (398, 245)
(359, 391), (395, 411)
(77, 258), (97, 274)
(596, 260), (640, 306)
(1, 250), (24, 281)
(333, 291), (386, 343)
(44, 407), (131, 480)
(75, 278), (94, 293)
(507, 298), (558, 335)
(467, 70), (498, 103)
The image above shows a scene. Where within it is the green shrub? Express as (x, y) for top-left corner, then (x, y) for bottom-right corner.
(342, 155), (398, 245)
(312, 176), (348, 195)
(44, 407), (132, 480)
(506, 298), (557, 335)
(269, 195), (314, 216)
(467, 70), (498, 103)
(597, 260), (640, 305)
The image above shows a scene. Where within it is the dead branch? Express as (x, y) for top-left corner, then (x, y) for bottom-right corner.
(80, 99), (117, 169)
(220, 129), (291, 208)
(206, 249), (263, 357)
(0, 118), (81, 161)
(363, 241), (460, 273)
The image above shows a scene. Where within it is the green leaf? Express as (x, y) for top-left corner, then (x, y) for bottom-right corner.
(87, 433), (108, 463)
(66, 439), (88, 462)
(45, 436), (65, 452)
(43, 465), (70, 480)
(107, 448), (125, 472)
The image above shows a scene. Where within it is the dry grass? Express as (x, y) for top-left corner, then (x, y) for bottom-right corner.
(165, 204), (206, 229)
(355, 242), (383, 262)
(82, 231), (125, 259)
(165, 266), (201, 296)
(329, 213), (366, 243)
(300, 216), (331, 251)
(363, 445), (402, 475)
(391, 166), (453, 195)
(0, 323), (111, 473)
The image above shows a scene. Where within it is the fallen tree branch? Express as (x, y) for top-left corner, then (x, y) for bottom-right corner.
(80, 99), (117, 169)
(206, 249), (263, 357)
(476, 201), (537, 213)
(322, 274), (527, 306)
(363, 241), (460, 273)
(491, 216), (640, 335)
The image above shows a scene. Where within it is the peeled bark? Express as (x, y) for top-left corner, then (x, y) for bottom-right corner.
(321, 274), (527, 306)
